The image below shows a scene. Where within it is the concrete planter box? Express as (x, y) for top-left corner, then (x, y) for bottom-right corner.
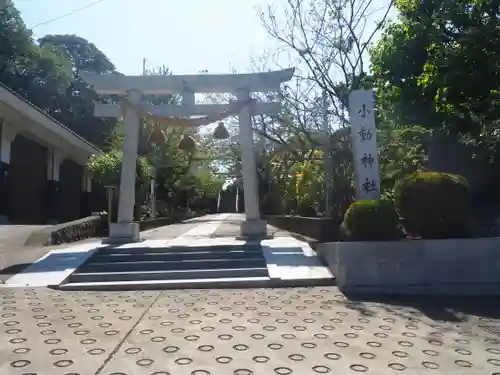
(316, 237), (500, 295)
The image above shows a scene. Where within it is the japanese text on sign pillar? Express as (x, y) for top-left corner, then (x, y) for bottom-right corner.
(348, 89), (380, 200)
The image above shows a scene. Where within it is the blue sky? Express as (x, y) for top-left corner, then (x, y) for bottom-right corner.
(14, 0), (279, 75)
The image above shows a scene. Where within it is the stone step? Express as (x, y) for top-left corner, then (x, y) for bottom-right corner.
(90, 250), (258, 263)
(78, 257), (267, 273)
(63, 241), (270, 286)
(97, 244), (263, 255)
(57, 276), (273, 291)
(68, 267), (270, 283)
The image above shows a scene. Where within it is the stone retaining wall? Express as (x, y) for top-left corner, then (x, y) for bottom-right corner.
(317, 238), (500, 295)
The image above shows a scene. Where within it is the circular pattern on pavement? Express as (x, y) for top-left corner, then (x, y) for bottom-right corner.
(1, 287), (500, 374)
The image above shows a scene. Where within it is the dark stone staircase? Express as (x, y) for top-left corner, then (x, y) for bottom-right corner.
(60, 243), (270, 287)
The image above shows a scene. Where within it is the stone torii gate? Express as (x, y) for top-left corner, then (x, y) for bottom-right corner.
(83, 68), (294, 243)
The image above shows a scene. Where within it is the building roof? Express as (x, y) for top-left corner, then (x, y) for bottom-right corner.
(0, 81), (102, 156)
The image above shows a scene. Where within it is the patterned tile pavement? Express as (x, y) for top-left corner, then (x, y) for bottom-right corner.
(1, 287), (500, 374)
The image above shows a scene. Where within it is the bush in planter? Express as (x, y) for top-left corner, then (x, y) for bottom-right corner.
(394, 171), (470, 238)
(342, 199), (401, 241)
(295, 198), (317, 217)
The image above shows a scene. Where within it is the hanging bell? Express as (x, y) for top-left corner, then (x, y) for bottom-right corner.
(178, 134), (197, 152)
(213, 121), (230, 140)
(148, 124), (167, 145)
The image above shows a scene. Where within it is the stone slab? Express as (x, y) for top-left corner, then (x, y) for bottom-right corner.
(176, 213), (231, 238)
(3, 214), (334, 289)
(106, 222), (141, 243)
(262, 237), (334, 282)
(0, 288), (160, 375)
(0, 217), (210, 283)
(317, 238), (500, 295)
(240, 219), (268, 237)
(214, 214), (290, 238)
(67, 287), (500, 375)
(56, 235), (334, 290)
(4, 241), (104, 287)
(2, 214), (233, 288)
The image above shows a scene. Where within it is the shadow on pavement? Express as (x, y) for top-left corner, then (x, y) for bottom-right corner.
(0, 245), (103, 276)
(338, 293), (500, 323)
(0, 262), (32, 275)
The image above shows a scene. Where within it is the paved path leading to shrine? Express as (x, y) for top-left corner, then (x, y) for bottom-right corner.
(2, 214), (333, 289)
(0, 214), (294, 283)
(0, 225), (51, 281)
(0, 214), (241, 284)
(2, 286), (500, 374)
(1, 215), (500, 374)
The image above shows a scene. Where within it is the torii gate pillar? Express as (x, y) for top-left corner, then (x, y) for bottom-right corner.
(237, 89), (268, 238)
(107, 89), (143, 243)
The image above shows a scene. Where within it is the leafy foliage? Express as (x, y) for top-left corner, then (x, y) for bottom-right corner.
(343, 199), (401, 241)
(371, 0), (500, 137)
(378, 125), (431, 200)
(0, 2), (118, 147)
(86, 148), (152, 187)
(367, 0), (500, 213)
(87, 115), (225, 217)
(38, 34), (115, 75)
(394, 171), (470, 238)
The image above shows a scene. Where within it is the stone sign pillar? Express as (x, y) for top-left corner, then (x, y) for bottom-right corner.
(348, 89), (380, 200)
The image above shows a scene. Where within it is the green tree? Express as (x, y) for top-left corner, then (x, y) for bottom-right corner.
(86, 147), (152, 188)
(0, 2), (35, 82)
(38, 34), (115, 75)
(378, 125), (431, 200)
(371, 0), (500, 136)
(0, 2), (73, 111)
(38, 34), (119, 147)
(86, 143), (152, 220)
(371, 0), (500, 202)
(0, 3), (118, 147)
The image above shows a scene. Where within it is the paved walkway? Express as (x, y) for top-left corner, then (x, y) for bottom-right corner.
(1, 215), (500, 373)
(0, 214), (235, 284)
(2, 214), (333, 288)
(1, 286), (500, 374)
(0, 215), (225, 282)
(0, 225), (50, 281)
(212, 214), (292, 238)
(0, 215), (290, 281)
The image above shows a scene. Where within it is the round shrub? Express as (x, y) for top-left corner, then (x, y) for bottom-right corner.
(394, 171), (470, 238)
(343, 199), (401, 241)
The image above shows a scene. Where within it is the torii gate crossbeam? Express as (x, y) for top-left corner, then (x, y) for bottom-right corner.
(83, 68), (294, 243)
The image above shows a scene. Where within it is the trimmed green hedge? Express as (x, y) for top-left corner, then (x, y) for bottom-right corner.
(343, 199), (401, 241)
(394, 171), (470, 238)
